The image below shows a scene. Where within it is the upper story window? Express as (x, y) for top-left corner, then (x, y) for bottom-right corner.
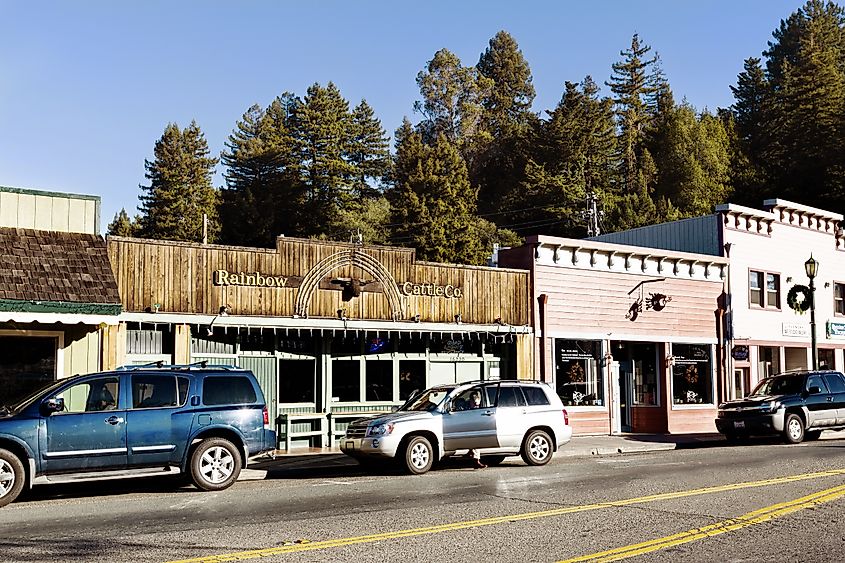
(835, 283), (845, 316)
(749, 270), (780, 309)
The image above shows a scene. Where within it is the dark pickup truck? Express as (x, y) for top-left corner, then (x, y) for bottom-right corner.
(716, 370), (845, 444)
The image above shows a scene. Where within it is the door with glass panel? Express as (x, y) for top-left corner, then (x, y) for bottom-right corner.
(618, 361), (634, 432)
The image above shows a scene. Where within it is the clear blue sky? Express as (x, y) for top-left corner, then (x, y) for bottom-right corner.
(1, 0), (807, 232)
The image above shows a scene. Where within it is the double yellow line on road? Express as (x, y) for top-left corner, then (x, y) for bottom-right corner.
(560, 482), (845, 562)
(166, 468), (845, 563)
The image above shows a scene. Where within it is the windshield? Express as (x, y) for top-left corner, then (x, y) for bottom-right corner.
(400, 386), (454, 412)
(750, 375), (804, 397)
(9, 377), (75, 413)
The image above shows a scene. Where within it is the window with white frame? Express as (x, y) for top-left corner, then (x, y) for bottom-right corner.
(749, 270), (780, 309)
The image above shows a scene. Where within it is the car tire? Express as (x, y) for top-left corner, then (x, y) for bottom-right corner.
(190, 438), (242, 491)
(480, 455), (506, 466)
(783, 413), (805, 444)
(403, 436), (434, 475)
(0, 449), (24, 508)
(805, 430), (822, 441)
(521, 429), (553, 466)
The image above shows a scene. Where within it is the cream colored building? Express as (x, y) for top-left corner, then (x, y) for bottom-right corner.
(595, 199), (845, 402)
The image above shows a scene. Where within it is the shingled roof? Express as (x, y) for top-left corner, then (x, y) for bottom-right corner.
(0, 227), (121, 314)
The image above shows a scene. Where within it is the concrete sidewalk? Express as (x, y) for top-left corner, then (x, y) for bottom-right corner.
(240, 430), (845, 479)
(243, 432), (727, 476)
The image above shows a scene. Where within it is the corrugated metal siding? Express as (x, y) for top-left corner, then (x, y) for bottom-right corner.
(239, 355), (278, 424)
(592, 215), (721, 256)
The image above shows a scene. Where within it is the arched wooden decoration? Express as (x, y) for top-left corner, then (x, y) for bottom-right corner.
(294, 250), (405, 319)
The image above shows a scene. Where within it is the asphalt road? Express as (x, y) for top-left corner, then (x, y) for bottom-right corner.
(3, 439), (845, 563)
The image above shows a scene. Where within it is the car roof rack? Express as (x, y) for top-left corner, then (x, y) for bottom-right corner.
(115, 361), (238, 371)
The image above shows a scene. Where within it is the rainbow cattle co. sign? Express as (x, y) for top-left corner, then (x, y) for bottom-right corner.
(213, 270), (301, 288)
(401, 281), (463, 298)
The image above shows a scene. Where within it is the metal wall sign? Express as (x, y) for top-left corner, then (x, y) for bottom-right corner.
(782, 322), (809, 338)
(731, 345), (749, 361)
(828, 321), (845, 338)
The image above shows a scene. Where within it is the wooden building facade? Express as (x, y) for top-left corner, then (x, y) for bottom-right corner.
(106, 236), (532, 447)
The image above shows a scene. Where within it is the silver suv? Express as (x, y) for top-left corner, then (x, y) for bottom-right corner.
(340, 380), (571, 474)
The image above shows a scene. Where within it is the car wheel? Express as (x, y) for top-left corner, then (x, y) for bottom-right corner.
(521, 429), (553, 466)
(403, 436), (434, 475)
(190, 438), (242, 491)
(783, 413), (805, 444)
(480, 455), (506, 466)
(805, 430), (822, 441)
(0, 449), (24, 508)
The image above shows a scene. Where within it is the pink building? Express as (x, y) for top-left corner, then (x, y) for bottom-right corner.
(499, 236), (727, 435)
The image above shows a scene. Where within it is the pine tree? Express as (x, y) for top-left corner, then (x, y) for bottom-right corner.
(414, 48), (492, 163)
(508, 77), (616, 237)
(606, 34), (660, 196)
(474, 31), (539, 217)
(106, 208), (139, 237)
(763, 0), (845, 207)
(728, 58), (771, 205)
(137, 121), (219, 242)
(388, 126), (483, 264)
(293, 82), (358, 239)
(347, 99), (391, 200)
(220, 95), (303, 247)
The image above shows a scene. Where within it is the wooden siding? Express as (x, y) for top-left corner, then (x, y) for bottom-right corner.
(569, 411), (610, 435)
(536, 266), (721, 340)
(63, 327), (101, 377)
(108, 237), (529, 326)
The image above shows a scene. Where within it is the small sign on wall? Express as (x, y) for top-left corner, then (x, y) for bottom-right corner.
(828, 321), (845, 338)
(782, 322), (809, 338)
(731, 345), (749, 361)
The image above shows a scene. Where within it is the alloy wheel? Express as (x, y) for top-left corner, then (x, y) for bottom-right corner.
(200, 446), (236, 484)
(410, 442), (430, 469)
(529, 435), (550, 461)
(0, 459), (13, 498)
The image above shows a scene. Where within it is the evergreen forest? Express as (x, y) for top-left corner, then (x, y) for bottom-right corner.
(108, 0), (845, 266)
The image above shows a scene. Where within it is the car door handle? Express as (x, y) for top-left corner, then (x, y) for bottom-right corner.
(482, 411), (494, 416)
(105, 416), (124, 425)
(827, 397), (834, 402)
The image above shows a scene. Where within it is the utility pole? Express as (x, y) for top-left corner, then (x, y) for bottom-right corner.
(585, 192), (601, 237)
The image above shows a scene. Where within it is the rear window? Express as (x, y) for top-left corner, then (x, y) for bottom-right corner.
(497, 386), (527, 407)
(132, 374), (190, 409)
(522, 386), (551, 406)
(203, 376), (257, 406)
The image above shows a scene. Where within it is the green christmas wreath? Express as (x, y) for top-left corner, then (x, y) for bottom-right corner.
(787, 284), (812, 314)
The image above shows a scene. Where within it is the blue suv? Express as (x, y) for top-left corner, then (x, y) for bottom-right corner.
(0, 363), (276, 507)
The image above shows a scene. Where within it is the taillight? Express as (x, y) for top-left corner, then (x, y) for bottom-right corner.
(562, 409), (569, 425)
(263, 406), (269, 426)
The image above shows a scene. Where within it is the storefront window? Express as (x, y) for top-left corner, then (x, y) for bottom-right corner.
(399, 360), (426, 400)
(672, 344), (713, 405)
(279, 359), (315, 403)
(758, 346), (780, 378)
(555, 340), (603, 407)
(332, 359), (360, 402)
(365, 360), (393, 401)
(819, 349), (835, 370)
(0, 336), (56, 406)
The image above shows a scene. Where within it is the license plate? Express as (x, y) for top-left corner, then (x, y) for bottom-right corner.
(345, 441), (355, 450)
(734, 421), (745, 429)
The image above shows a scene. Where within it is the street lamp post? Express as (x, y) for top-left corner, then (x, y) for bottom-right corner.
(805, 255), (819, 370)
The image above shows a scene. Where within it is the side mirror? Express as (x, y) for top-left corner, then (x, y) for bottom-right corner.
(40, 397), (64, 416)
(808, 386), (823, 395)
